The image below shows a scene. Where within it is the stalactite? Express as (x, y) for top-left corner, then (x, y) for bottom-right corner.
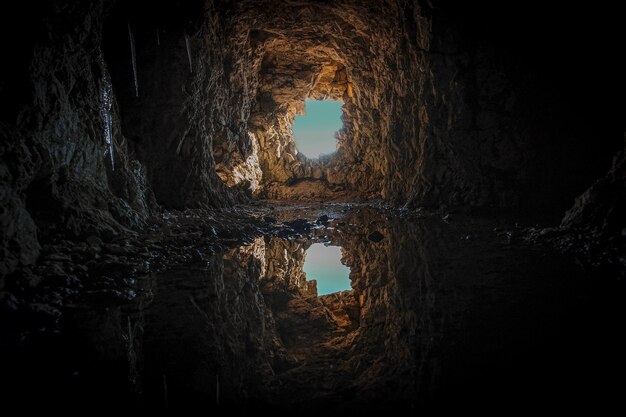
(215, 374), (220, 405)
(156, 28), (160, 46)
(184, 34), (193, 73)
(128, 22), (139, 97)
(163, 375), (168, 408)
(99, 56), (115, 170)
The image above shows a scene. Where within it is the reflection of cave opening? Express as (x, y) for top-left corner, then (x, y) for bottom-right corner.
(292, 99), (343, 159)
(303, 243), (351, 295)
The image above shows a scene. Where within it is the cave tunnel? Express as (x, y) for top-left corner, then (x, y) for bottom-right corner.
(0, 0), (624, 412)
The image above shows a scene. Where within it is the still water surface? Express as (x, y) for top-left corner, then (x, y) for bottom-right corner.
(3, 206), (622, 411)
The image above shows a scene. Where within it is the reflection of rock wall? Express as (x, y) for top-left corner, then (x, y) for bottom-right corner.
(3, 239), (288, 408)
(262, 237), (316, 296)
(90, 242), (285, 407)
(334, 208), (441, 405)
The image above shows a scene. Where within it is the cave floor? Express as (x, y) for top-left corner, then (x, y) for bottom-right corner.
(1, 202), (624, 411)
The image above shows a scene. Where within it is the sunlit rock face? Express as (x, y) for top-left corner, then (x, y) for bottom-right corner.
(235, 1), (417, 199)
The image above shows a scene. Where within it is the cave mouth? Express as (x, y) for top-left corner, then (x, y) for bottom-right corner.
(303, 243), (351, 295)
(292, 99), (344, 159)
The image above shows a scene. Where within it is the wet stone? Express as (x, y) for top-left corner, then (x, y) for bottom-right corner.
(367, 230), (384, 242)
(317, 214), (330, 225)
(285, 219), (311, 232)
(86, 235), (103, 247)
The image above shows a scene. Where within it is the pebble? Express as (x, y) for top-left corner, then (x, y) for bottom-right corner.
(86, 235), (104, 247)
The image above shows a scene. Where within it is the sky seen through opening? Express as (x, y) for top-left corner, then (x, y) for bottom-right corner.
(292, 99), (343, 158)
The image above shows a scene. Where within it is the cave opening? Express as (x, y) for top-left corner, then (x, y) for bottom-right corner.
(303, 242), (351, 295)
(292, 99), (344, 159)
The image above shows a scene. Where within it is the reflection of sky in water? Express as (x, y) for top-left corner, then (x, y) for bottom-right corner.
(303, 243), (351, 295)
(292, 99), (343, 158)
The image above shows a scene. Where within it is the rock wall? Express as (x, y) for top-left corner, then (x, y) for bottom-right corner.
(390, 3), (618, 211)
(332, 207), (439, 405)
(0, 0), (256, 276)
(1, 0), (154, 277)
(102, 0), (257, 208)
(561, 139), (625, 235)
(262, 237), (315, 294)
(538, 137), (626, 276)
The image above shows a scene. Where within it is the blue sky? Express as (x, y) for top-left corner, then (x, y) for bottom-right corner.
(303, 243), (351, 295)
(292, 99), (343, 158)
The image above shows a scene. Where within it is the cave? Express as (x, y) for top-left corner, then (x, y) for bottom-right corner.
(0, 0), (624, 412)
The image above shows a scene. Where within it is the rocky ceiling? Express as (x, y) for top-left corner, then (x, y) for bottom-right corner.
(216, 0), (413, 200)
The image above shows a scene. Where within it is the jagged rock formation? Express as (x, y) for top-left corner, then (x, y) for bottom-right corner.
(0, 1), (154, 278)
(561, 141), (625, 236)
(532, 139), (626, 276)
(104, 1), (259, 208)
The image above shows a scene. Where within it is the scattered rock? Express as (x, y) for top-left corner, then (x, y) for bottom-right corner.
(317, 215), (330, 225)
(27, 303), (62, 318)
(45, 253), (72, 262)
(46, 262), (68, 277)
(107, 245), (134, 256)
(367, 231), (384, 242)
(1, 292), (20, 312)
(86, 235), (103, 248)
(286, 219), (311, 233)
